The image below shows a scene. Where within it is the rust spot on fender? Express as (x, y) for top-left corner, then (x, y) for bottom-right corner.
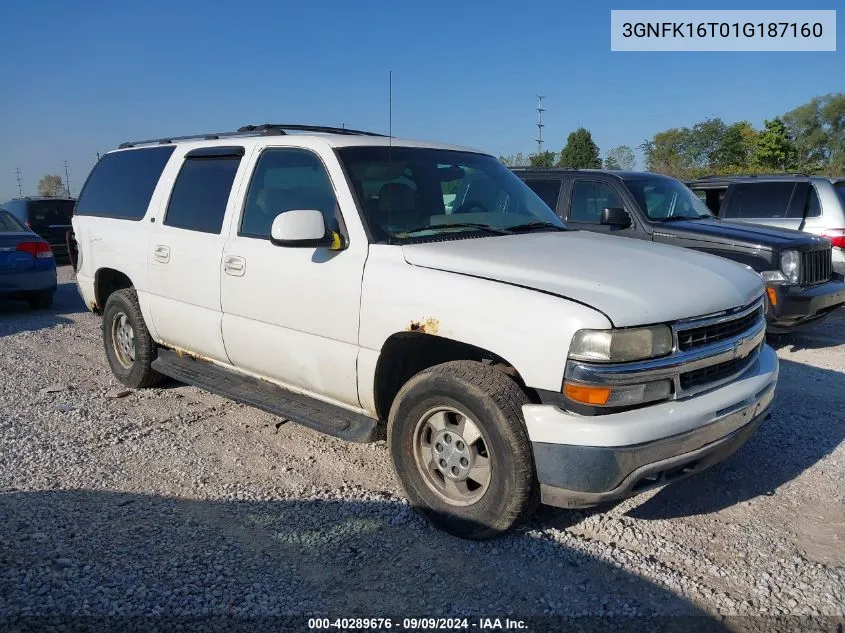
(408, 317), (439, 335)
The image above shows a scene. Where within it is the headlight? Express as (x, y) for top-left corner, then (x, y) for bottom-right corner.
(569, 325), (673, 363)
(780, 250), (801, 284)
(760, 270), (788, 284)
(564, 379), (673, 407)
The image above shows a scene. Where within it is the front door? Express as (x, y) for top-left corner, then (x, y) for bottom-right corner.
(220, 146), (367, 408)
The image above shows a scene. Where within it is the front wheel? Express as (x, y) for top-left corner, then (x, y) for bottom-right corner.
(388, 360), (538, 540)
(102, 288), (164, 388)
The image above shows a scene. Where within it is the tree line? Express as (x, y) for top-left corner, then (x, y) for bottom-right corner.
(500, 93), (845, 178)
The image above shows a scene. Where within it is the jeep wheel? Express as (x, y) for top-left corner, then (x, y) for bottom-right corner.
(102, 288), (164, 388)
(388, 360), (538, 540)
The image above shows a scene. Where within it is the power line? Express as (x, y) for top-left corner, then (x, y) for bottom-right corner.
(14, 168), (23, 197)
(536, 95), (545, 154)
(64, 161), (71, 197)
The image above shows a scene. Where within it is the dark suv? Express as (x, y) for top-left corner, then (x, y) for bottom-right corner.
(512, 168), (845, 332)
(685, 175), (845, 276)
(1, 197), (75, 260)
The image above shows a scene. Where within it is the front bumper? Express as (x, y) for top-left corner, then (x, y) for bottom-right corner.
(524, 344), (778, 509)
(766, 275), (845, 332)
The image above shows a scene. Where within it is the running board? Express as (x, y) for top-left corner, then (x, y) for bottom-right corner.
(151, 349), (378, 443)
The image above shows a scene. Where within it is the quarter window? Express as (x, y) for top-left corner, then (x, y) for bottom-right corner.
(76, 146), (175, 220)
(569, 181), (622, 223)
(240, 149), (339, 239)
(805, 186), (821, 218)
(164, 156), (241, 234)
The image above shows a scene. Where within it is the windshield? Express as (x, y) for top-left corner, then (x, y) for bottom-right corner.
(0, 210), (27, 232)
(624, 177), (713, 221)
(337, 147), (565, 242)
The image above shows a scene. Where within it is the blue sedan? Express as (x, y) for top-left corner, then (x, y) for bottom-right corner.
(0, 209), (57, 309)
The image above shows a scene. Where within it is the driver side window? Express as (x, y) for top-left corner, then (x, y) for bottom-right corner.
(240, 149), (339, 239)
(569, 180), (622, 223)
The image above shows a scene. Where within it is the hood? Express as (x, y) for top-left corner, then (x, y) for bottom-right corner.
(402, 232), (763, 327)
(654, 218), (826, 250)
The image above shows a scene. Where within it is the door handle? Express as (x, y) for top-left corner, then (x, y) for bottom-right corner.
(224, 255), (246, 276)
(153, 245), (170, 263)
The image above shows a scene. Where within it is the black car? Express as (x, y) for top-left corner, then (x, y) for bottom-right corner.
(511, 168), (845, 332)
(1, 197), (75, 261)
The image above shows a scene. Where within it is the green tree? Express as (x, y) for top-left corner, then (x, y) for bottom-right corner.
(755, 118), (796, 170)
(782, 93), (845, 171)
(713, 121), (757, 169)
(528, 151), (557, 168)
(605, 145), (635, 170)
(688, 118), (727, 168)
(558, 128), (602, 169)
(498, 152), (528, 167)
(37, 174), (65, 197)
(641, 128), (694, 177)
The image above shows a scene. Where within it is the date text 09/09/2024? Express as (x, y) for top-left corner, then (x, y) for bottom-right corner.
(307, 617), (528, 630)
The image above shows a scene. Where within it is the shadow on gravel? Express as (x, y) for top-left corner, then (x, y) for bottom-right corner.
(628, 358), (845, 520)
(766, 311), (845, 352)
(0, 489), (729, 633)
(0, 279), (88, 338)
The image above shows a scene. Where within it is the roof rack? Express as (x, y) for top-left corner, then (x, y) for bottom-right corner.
(118, 123), (385, 149)
(692, 172), (810, 180)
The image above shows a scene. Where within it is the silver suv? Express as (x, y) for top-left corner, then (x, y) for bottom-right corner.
(686, 175), (845, 276)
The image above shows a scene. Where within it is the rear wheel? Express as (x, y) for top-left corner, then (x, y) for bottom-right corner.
(26, 290), (54, 310)
(388, 360), (538, 540)
(102, 288), (164, 388)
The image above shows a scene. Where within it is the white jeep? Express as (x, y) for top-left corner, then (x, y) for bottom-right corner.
(71, 124), (779, 539)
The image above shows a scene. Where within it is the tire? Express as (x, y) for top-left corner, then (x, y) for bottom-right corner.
(102, 288), (164, 388)
(388, 360), (538, 540)
(26, 290), (54, 310)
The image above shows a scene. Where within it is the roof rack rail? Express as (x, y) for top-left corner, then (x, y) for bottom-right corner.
(118, 123), (385, 149)
(692, 172), (810, 180)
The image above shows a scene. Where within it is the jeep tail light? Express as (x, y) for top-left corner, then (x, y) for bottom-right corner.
(821, 229), (845, 248)
(16, 241), (54, 258)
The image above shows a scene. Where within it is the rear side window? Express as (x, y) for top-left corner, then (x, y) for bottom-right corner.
(164, 156), (241, 234)
(524, 179), (562, 211)
(834, 183), (845, 208)
(723, 183), (795, 219)
(0, 210), (27, 232)
(806, 186), (822, 218)
(569, 180), (622, 223)
(76, 146), (175, 220)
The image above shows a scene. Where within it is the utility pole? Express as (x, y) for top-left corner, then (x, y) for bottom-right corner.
(15, 168), (23, 197)
(536, 95), (545, 155)
(64, 161), (71, 197)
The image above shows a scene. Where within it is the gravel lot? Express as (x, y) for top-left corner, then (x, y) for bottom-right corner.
(1, 266), (843, 632)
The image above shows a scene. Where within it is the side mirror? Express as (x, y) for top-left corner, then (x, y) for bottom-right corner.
(600, 207), (631, 228)
(269, 209), (345, 250)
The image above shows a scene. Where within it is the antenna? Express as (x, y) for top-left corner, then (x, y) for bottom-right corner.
(64, 160), (71, 197)
(388, 70), (393, 141)
(536, 95), (545, 154)
(15, 168), (23, 197)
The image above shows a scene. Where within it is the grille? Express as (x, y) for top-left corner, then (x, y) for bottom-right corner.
(677, 306), (762, 352)
(800, 248), (832, 285)
(679, 350), (757, 391)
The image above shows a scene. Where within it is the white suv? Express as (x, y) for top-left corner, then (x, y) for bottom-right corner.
(71, 124), (779, 539)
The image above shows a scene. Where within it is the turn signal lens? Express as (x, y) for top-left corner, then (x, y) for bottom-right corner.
(766, 287), (778, 307)
(564, 383), (611, 405)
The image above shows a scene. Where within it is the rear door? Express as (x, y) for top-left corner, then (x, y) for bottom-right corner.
(721, 181), (809, 230)
(145, 145), (251, 363)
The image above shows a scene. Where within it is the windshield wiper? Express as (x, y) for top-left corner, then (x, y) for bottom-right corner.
(657, 215), (703, 222)
(506, 221), (566, 233)
(397, 222), (513, 236)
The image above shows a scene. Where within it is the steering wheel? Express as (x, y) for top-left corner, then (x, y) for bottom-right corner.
(453, 200), (489, 214)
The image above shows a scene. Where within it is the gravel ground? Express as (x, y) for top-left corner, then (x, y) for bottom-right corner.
(0, 266), (843, 632)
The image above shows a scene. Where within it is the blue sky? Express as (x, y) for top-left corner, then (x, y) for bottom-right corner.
(1, 0), (842, 201)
